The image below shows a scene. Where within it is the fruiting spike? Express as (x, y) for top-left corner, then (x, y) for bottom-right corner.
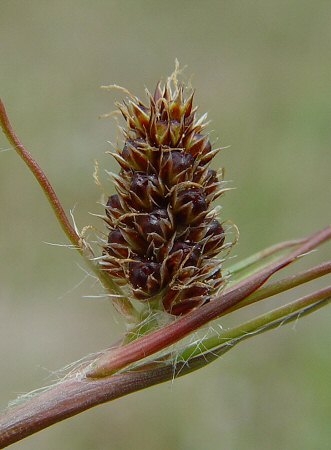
(102, 71), (230, 315)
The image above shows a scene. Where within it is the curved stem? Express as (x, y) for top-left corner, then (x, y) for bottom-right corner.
(0, 99), (81, 251)
(0, 99), (133, 307)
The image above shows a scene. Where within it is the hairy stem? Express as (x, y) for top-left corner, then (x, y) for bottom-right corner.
(0, 287), (328, 448)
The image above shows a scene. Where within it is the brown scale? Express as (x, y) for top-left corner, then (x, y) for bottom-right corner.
(103, 79), (227, 315)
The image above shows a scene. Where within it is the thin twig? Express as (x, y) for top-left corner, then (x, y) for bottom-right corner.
(0, 99), (134, 308)
(0, 99), (80, 250)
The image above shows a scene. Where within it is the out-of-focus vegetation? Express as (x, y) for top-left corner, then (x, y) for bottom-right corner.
(0, 1), (330, 449)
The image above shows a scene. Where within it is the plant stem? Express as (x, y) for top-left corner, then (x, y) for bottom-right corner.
(0, 98), (135, 311)
(0, 99), (80, 251)
(86, 227), (331, 377)
(178, 286), (331, 362)
(226, 260), (331, 313)
(0, 287), (328, 448)
(227, 237), (306, 277)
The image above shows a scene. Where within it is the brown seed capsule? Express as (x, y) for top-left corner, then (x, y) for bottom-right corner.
(204, 219), (225, 256)
(127, 172), (164, 211)
(129, 260), (162, 298)
(106, 194), (125, 221)
(166, 242), (201, 274)
(107, 229), (130, 258)
(173, 188), (208, 226)
(134, 209), (171, 240)
(160, 150), (194, 186)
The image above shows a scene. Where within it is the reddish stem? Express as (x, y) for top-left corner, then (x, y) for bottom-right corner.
(0, 288), (329, 448)
(226, 260), (331, 313)
(0, 99), (81, 250)
(86, 227), (331, 377)
(0, 348), (213, 448)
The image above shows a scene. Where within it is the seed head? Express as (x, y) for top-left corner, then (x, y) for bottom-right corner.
(102, 72), (229, 315)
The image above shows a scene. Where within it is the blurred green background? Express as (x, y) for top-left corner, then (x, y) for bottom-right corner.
(0, 1), (330, 449)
